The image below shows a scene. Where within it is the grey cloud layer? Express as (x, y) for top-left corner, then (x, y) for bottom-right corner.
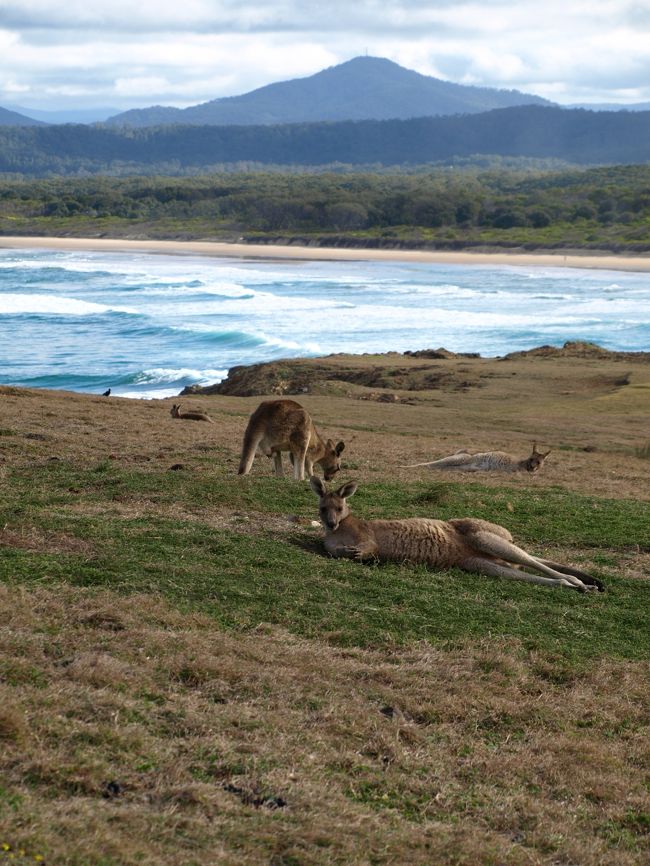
(0, 0), (521, 34)
(1, 0), (649, 108)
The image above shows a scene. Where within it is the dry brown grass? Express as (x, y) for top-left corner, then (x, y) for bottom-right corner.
(0, 582), (648, 866)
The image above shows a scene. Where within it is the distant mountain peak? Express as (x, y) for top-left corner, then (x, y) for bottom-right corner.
(105, 56), (551, 128)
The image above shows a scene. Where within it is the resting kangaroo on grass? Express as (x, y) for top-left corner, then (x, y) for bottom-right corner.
(170, 404), (213, 423)
(311, 477), (604, 593)
(238, 399), (345, 481)
(403, 442), (551, 473)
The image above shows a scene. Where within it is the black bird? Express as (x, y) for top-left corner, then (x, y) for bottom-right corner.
(102, 388), (111, 397)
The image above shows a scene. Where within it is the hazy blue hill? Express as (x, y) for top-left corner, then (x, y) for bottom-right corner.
(105, 105), (186, 127)
(106, 56), (551, 127)
(0, 106), (45, 126)
(8, 106), (121, 124)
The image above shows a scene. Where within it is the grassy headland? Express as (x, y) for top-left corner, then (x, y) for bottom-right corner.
(0, 346), (649, 864)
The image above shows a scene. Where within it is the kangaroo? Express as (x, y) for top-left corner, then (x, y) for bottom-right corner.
(170, 403), (213, 423)
(310, 477), (604, 593)
(403, 442), (551, 473)
(238, 399), (345, 481)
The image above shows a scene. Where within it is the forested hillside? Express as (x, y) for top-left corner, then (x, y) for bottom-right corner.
(1, 106), (650, 176)
(2, 165), (649, 252)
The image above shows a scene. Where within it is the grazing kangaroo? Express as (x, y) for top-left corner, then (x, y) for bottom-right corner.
(310, 477), (604, 593)
(170, 404), (213, 423)
(403, 443), (551, 473)
(238, 399), (345, 481)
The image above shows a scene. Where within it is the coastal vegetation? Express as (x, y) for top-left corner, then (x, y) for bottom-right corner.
(0, 348), (649, 864)
(2, 163), (650, 252)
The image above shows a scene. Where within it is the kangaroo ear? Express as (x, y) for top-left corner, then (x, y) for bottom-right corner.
(336, 481), (358, 499)
(310, 476), (327, 497)
(531, 441), (538, 454)
(542, 449), (552, 458)
(335, 440), (345, 456)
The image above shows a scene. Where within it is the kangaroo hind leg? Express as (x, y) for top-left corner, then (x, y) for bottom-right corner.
(289, 432), (309, 480)
(460, 556), (583, 591)
(537, 558), (605, 591)
(467, 531), (591, 590)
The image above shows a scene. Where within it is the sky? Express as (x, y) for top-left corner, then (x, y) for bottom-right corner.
(1, 0), (650, 112)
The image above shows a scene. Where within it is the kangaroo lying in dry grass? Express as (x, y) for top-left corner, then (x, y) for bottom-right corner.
(170, 404), (213, 423)
(403, 443), (551, 473)
(311, 477), (604, 593)
(238, 399), (344, 481)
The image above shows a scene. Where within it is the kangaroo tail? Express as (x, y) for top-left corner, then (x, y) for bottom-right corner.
(238, 424), (260, 475)
(400, 452), (473, 469)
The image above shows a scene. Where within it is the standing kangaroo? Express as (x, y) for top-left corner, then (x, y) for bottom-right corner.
(403, 443), (551, 473)
(311, 477), (604, 593)
(238, 399), (345, 481)
(170, 404), (213, 423)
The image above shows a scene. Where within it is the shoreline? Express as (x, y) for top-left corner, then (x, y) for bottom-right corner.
(2, 234), (650, 272)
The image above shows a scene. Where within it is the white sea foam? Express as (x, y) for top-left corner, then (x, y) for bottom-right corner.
(251, 331), (323, 353)
(131, 367), (229, 385)
(0, 293), (137, 316)
(138, 280), (255, 298)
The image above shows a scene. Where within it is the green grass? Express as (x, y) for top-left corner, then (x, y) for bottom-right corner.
(1, 461), (648, 662)
(635, 441), (650, 460)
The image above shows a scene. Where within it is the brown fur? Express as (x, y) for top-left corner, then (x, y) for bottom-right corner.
(311, 477), (604, 593)
(238, 399), (344, 481)
(170, 403), (213, 423)
(403, 442), (551, 473)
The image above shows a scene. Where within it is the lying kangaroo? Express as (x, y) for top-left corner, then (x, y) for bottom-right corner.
(403, 442), (551, 473)
(170, 403), (213, 423)
(311, 477), (603, 593)
(238, 399), (344, 481)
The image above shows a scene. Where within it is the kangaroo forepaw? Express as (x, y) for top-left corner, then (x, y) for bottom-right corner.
(338, 544), (373, 561)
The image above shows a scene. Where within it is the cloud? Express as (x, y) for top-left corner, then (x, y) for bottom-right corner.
(1, 1), (649, 109)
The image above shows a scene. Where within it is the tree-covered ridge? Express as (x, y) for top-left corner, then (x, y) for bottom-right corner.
(1, 106), (650, 176)
(1, 165), (650, 252)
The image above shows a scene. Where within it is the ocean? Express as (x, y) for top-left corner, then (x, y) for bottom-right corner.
(1, 247), (649, 399)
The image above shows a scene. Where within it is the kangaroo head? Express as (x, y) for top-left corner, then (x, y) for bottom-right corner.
(319, 439), (345, 481)
(525, 442), (552, 473)
(170, 404), (180, 417)
(310, 476), (357, 531)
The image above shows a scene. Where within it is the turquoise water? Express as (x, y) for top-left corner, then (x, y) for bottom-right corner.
(1, 248), (649, 398)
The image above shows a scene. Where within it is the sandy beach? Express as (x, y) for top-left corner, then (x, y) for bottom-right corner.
(2, 234), (650, 271)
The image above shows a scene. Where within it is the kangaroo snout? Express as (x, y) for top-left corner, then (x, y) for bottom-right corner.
(321, 511), (340, 531)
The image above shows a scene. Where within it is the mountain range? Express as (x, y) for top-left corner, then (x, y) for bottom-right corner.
(3, 57), (649, 130)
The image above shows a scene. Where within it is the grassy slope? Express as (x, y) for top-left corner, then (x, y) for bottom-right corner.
(0, 356), (649, 865)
